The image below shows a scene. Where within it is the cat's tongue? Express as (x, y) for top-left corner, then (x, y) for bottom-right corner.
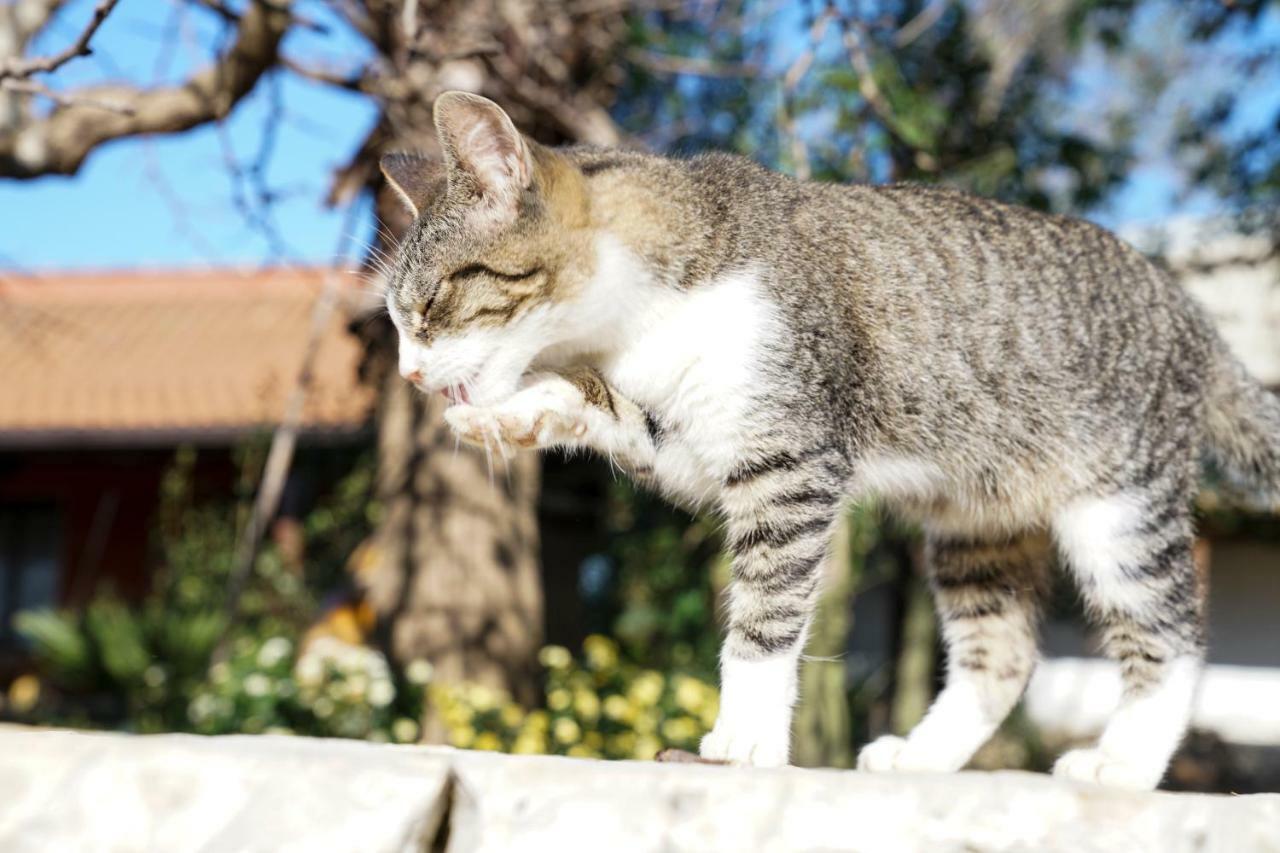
(441, 386), (470, 405)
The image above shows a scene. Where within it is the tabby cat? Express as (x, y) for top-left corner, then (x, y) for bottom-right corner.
(380, 91), (1280, 790)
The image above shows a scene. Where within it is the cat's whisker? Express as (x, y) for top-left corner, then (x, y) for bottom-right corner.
(479, 430), (495, 487)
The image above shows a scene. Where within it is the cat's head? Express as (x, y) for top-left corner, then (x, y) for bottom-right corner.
(380, 92), (596, 406)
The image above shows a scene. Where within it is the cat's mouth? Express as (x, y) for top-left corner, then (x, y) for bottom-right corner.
(440, 385), (471, 405)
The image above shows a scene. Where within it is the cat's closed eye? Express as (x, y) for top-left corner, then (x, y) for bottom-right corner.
(449, 263), (543, 283)
(412, 294), (435, 336)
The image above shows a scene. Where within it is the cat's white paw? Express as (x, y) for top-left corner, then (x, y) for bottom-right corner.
(858, 735), (964, 773)
(856, 735), (909, 772)
(699, 719), (790, 768)
(444, 384), (586, 450)
(1052, 747), (1161, 790)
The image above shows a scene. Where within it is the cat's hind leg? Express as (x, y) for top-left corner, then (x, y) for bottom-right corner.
(1050, 488), (1204, 790)
(858, 531), (1049, 774)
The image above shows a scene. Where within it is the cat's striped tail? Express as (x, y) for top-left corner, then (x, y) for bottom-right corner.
(1205, 343), (1280, 507)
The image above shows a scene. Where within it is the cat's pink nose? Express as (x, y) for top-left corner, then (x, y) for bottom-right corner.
(404, 369), (423, 385)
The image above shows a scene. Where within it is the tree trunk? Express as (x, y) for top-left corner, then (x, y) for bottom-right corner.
(364, 366), (543, 730)
(337, 0), (631, 740)
(792, 505), (877, 768)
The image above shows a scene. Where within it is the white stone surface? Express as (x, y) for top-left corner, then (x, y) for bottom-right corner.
(0, 727), (1277, 853)
(0, 728), (450, 853)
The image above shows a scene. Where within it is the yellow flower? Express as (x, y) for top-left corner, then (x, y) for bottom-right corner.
(634, 734), (663, 761)
(473, 732), (504, 752)
(633, 708), (659, 735)
(524, 709), (550, 731)
(511, 732), (547, 754)
(553, 717), (581, 745)
(673, 676), (705, 713)
(466, 684), (500, 712)
(627, 671), (664, 707)
(699, 694), (719, 729)
(547, 688), (572, 712)
(392, 717), (420, 743)
(602, 694), (632, 722)
(405, 659), (434, 685)
(451, 727), (475, 748)
(567, 744), (598, 759)
(582, 634), (618, 670)
(661, 716), (700, 743)
(573, 689), (600, 722)
(538, 645), (572, 670)
(7, 674), (40, 714)
(500, 703), (525, 728)
(607, 732), (637, 757)
(583, 731), (604, 750)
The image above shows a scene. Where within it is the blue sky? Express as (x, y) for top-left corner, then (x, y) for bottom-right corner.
(1, 0), (1276, 272)
(0, 0), (377, 271)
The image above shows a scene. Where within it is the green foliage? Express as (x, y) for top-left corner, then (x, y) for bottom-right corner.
(619, 1), (1278, 216)
(11, 610), (94, 688)
(184, 634), (426, 742)
(9, 446), (719, 760)
(11, 446), (375, 733)
(602, 480), (726, 680)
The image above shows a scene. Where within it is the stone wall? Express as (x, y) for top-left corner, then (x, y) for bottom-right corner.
(1, 728), (1277, 852)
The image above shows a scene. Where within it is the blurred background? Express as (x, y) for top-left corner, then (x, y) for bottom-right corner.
(1, 0), (1277, 793)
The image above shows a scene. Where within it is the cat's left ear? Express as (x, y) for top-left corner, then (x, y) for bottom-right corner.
(433, 91), (533, 220)
(380, 152), (445, 217)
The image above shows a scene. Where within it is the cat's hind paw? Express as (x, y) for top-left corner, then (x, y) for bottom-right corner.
(856, 735), (909, 772)
(856, 735), (957, 773)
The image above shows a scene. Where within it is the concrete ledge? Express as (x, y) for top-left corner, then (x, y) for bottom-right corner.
(1, 728), (1277, 852)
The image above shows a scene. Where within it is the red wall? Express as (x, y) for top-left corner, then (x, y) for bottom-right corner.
(0, 449), (237, 606)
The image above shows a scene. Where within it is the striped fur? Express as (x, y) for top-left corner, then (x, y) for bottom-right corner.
(381, 93), (1280, 787)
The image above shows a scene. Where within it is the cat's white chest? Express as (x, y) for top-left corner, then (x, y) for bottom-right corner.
(600, 269), (780, 506)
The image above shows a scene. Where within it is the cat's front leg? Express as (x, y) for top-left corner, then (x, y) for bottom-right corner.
(701, 447), (846, 767)
(443, 367), (657, 477)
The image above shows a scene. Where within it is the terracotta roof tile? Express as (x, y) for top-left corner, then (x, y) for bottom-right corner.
(0, 268), (375, 446)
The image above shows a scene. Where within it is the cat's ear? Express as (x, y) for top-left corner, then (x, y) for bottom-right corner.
(379, 152), (444, 217)
(433, 91), (533, 219)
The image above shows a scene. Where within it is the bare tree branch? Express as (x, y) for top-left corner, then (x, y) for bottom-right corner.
(0, 1), (71, 57)
(0, 0), (292, 178)
(0, 76), (133, 113)
(626, 47), (758, 79)
(0, 0), (118, 80)
(190, 0), (330, 36)
(281, 55), (371, 91)
(894, 0), (951, 48)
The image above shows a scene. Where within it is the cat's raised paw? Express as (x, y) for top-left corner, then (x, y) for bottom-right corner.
(1052, 747), (1160, 790)
(443, 398), (584, 451)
